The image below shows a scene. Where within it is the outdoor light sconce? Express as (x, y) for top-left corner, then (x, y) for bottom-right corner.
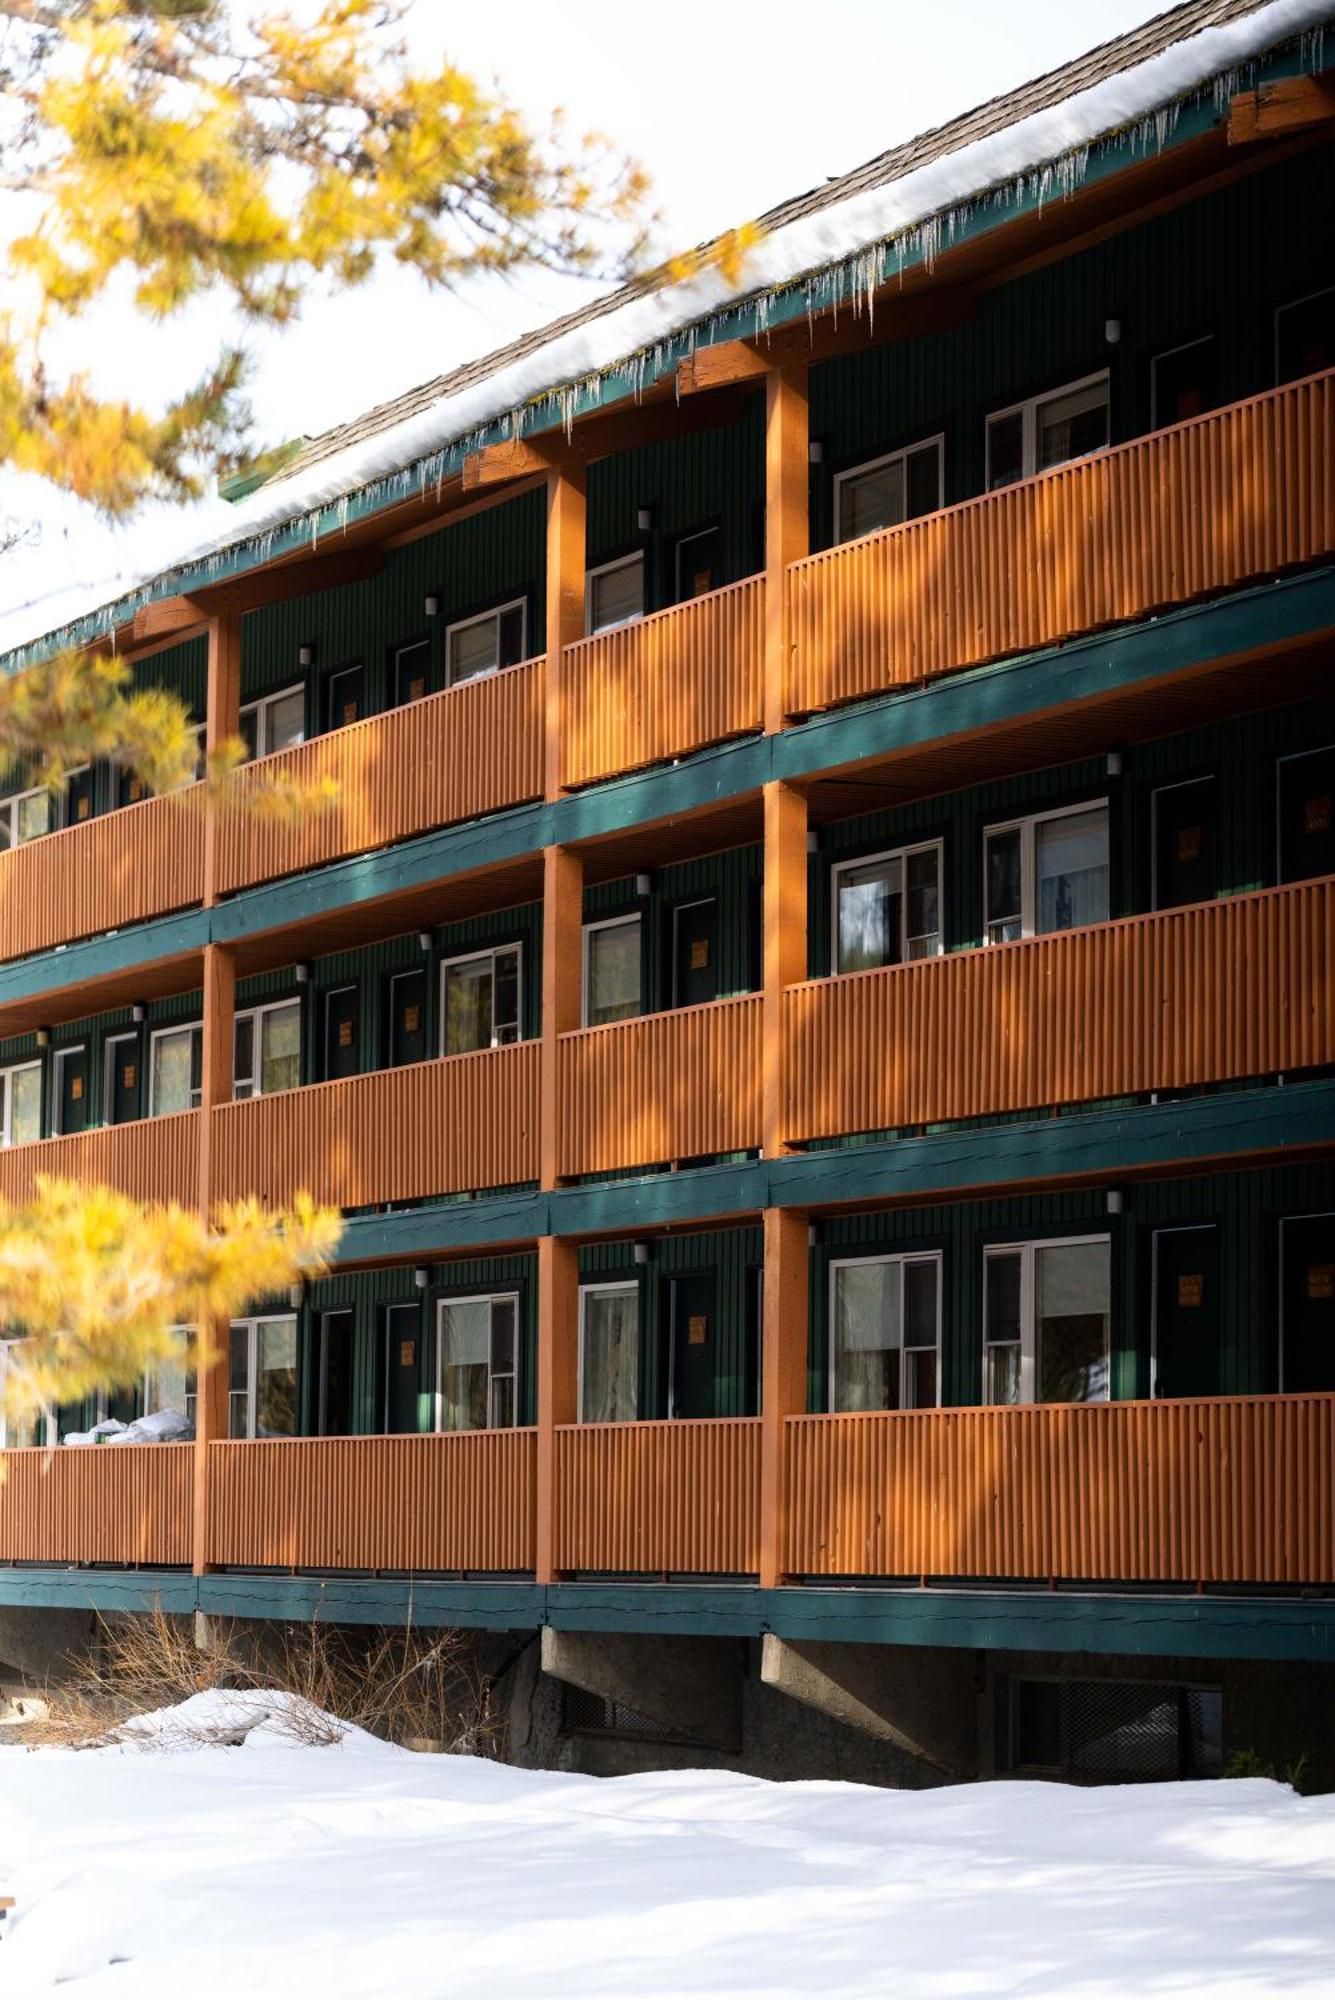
(808, 439), (825, 464)
(636, 506), (654, 533)
(413, 1267), (430, 1291)
(287, 1283), (304, 1310)
(1104, 316), (1122, 346)
(807, 1222), (820, 1249)
(418, 931), (433, 952)
(294, 962), (311, 986)
(35, 1026), (50, 1049)
(131, 1003), (147, 1024)
(424, 594), (441, 618)
(1106, 750), (1124, 778)
(297, 643), (314, 668)
(1106, 1189), (1125, 1216)
(633, 1242), (650, 1266)
(806, 830), (819, 854)
(635, 872), (652, 898)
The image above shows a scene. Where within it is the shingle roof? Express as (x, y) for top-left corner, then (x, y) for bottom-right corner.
(273, 0), (1276, 490)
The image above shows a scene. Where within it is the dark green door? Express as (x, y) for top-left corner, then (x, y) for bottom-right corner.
(382, 1301), (422, 1434)
(324, 663), (365, 732)
(55, 1046), (89, 1135)
(65, 766), (94, 828)
(1278, 746), (1335, 883)
(385, 968), (428, 1068)
(315, 1308), (354, 1436)
(1153, 777), (1217, 909)
(393, 639), (431, 706)
(673, 525), (722, 603)
(321, 984), (360, 1081)
(672, 898), (719, 1008)
(105, 1032), (141, 1125)
(1153, 1226), (1221, 1398)
(1281, 1214), (1335, 1392)
(669, 1272), (717, 1419)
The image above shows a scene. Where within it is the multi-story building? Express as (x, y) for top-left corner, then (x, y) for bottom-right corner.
(0, 0), (1333, 1785)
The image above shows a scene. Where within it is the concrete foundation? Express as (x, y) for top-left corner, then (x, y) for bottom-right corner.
(540, 1626), (742, 1749)
(760, 1634), (978, 1775)
(0, 1606), (98, 1691)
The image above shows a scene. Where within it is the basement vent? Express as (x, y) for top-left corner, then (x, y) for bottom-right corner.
(561, 1684), (690, 1745)
(1008, 1677), (1223, 1783)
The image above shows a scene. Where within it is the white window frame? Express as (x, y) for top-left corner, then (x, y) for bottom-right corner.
(228, 1312), (298, 1440)
(51, 1043), (87, 1135)
(832, 434), (945, 545)
(983, 1234), (1112, 1407)
(577, 1279), (640, 1424)
(0, 1338), (55, 1449)
(0, 1059), (41, 1149)
(434, 1291), (521, 1432)
(830, 838), (945, 973)
(148, 1020), (202, 1115)
(584, 552), (645, 636)
(1275, 742), (1335, 884)
(827, 1251), (944, 1413)
(1278, 1210), (1335, 1394)
(233, 997), (302, 1100)
(438, 944), (523, 1055)
(581, 914), (642, 1028)
(1150, 336), (1215, 430)
(983, 797), (1110, 944)
(102, 1030), (139, 1125)
(985, 369), (1110, 489)
(143, 1324), (197, 1425)
(1275, 285), (1335, 385)
(444, 597), (527, 687)
(0, 782), (52, 849)
(239, 682), (306, 761)
(1148, 1223), (1218, 1398)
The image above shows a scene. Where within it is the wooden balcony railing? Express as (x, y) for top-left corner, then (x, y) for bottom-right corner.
(0, 792), (202, 963)
(553, 1418), (761, 1574)
(215, 659), (544, 893)
(786, 368), (1335, 715)
(211, 1043), (539, 1208)
(207, 1431), (537, 1572)
(557, 993), (763, 1177)
(784, 1395), (1335, 1586)
(560, 575), (765, 789)
(0, 1111), (201, 1208)
(785, 875), (1335, 1142)
(0, 1442), (194, 1566)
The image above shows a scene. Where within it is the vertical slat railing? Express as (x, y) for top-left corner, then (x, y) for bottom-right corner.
(553, 1419), (762, 1574)
(0, 1111), (202, 1207)
(0, 1444), (195, 1566)
(0, 792), (203, 963)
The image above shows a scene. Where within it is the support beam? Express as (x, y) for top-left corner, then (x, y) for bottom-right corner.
(544, 468), (586, 800)
(759, 1205), (809, 1592)
(540, 844), (584, 1191)
(763, 366), (808, 734)
(193, 941), (236, 1577)
(463, 437), (559, 490)
(535, 1235), (580, 1586)
(676, 340), (773, 396)
(762, 780), (808, 1160)
(202, 612), (242, 908)
(130, 597), (208, 644)
(1229, 74), (1335, 145)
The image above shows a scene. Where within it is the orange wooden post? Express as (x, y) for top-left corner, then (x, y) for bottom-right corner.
(535, 1234), (580, 1584)
(762, 779), (809, 1161)
(763, 364), (809, 734)
(192, 940), (235, 1576)
(544, 466), (587, 801)
(540, 843), (584, 1191)
(202, 611), (242, 908)
(759, 1204), (810, 1590)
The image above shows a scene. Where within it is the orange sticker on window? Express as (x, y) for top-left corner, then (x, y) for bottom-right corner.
(70, 1075), (83, 1101)
(1305, 795), (1332, 836)
(76, 797), (90, 821)
(407, 677), (425, 701)
(689, 937), (709, 971)
(122, 1063), (136, 1089)
(1308, 1264), (1334, 1302)
(1177, 1272), (1204, 1309)
(342, 702), (358, 725)
(337, 1019), (353, 1047)
(403, 1004), (420, 1034)
(688, 1315), (708, 1345)
(399, 1340), (416, 1368)
(1176, 825), (1201, 862)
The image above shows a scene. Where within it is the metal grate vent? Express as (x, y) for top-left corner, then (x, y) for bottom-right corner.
(1011, 1677), (1223, 1782)
(561, 1683), (689, 1744)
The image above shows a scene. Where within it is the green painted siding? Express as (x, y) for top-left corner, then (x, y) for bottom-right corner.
(584, 845), (762, 1011)
(580, 1227), (762, 1419)
(586, 398), (764, 605)
(808, 151), (1335, 547)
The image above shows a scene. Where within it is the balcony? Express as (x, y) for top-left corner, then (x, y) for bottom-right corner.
(784, 1396), (1335, 1585)
(0, 1111), (201, 1208)
(207, 1432), (536, 1573)
(215, 659), (544, 894)
(0, 792), (202, 962)
(559, 575), (765, 789)
(785, 368), (1335, 716)
(784, 875), (1335, 1142)
(557, 994), (763, 1177)
(553, 1418), (761, 1575)
(0, 1442), (193, 1566)
(211, 1043), (540, 1208)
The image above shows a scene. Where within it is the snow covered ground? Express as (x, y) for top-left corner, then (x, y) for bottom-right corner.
(2, 1691), (1334, 1997)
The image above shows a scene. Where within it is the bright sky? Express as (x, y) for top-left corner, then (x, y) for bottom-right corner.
(0, 0), (1175, 637)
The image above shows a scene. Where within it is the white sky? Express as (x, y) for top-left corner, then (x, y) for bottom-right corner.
(0, 0), (1175, 635)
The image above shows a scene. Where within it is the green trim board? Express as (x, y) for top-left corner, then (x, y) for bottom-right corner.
(4, 29), (1321, 681)
(0, 1567), (1328, 1661)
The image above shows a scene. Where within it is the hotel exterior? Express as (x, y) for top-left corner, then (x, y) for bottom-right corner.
(0, 0), (1333, 1783)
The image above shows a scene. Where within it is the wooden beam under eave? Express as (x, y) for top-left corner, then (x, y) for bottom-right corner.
(131, 597), (207, 644)
(462, 437), (560, 491)
(676, 340), (774, 396)
(193, 541), (385, 616)
(1229, 74), (1335, 145)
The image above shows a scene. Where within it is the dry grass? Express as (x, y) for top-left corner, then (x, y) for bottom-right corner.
(24, 1606), (496, 1756)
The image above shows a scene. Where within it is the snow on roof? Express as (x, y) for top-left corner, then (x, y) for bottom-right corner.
(1, 0), (1328, 670)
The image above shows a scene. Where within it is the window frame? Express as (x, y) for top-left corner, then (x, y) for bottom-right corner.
(233, 996), (303, 1100)
(982, 1233), (1112, 1407)
(985, 369), (1110, 490)
(147, 1019), (202, 1116)
(50, 1043), (87, 1136)
(982, 796), (1110, 944)
(1275, 741), (1335, 884)
(1148, 1222), (1218, 1398)
(239, 682), (306, 761)
(1275, 284), (1335, 385)
(434, 1289), (521, 1432)
(1278, 1209), (1335, 1394)
(829, 838), (945, 974)
(577, 1278), (641, 1424)
(143, 1324), (197, 1426)
(227, 1311), (299, 1440)
(0, 1058), (42, 1149)
(827, 1250), (944, 1413)
(1149, 774), (1216, 912)
(1149, 335), (1215, 430)
(0, 1337), (56, 1449)
(438, 943), (524, 1055)
(102, 1029), (140, 1125)
(443, 597), (528, 688)
(584, 551), (645, 636)
(832, 434), (946, 545)
(0, 782), (52, 849)
(391, 636), (432, 707)
(581, 913), (642, 1028)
